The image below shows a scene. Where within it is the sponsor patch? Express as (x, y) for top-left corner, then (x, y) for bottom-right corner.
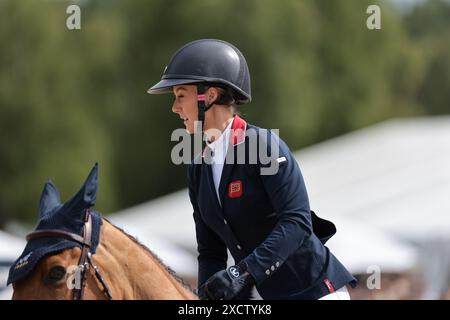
(228, 180), (243, 198)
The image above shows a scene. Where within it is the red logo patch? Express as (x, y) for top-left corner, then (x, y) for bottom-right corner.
(228, 180), (243, 198)
(323, 278), (335, 293)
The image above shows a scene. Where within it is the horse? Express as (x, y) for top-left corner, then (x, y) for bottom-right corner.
(8, 164), (198, 300)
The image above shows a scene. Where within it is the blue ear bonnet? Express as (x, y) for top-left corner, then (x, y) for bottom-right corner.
(7, 164), (102, 285)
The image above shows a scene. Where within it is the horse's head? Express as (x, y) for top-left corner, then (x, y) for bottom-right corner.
(9, 163), (198, 300)
(8, 164), (108, 300)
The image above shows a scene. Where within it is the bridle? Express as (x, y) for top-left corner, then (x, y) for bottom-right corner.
(26, 210), (113, 300)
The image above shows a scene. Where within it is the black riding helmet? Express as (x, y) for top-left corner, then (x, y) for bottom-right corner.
(147, 39), (251, 134)
(148, 39), (251, 103)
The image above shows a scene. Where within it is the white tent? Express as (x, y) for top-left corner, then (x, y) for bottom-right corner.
(326, 217), (417, 274)
(0, 230), (26, 300)
(108, 190), (195, 250)
(297, 116), (450, 241)
(0, 230), (26, 264)
(106, 215), (197, 276)
(0, 268), (13, 300)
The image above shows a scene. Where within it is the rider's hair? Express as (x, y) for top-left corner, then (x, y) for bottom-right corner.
(207, 84), (237, 107)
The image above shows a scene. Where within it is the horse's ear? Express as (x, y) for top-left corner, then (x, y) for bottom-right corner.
(62, 163), (99, 213)
(81, 162), (99, 206)
(38, 180), (61, 218)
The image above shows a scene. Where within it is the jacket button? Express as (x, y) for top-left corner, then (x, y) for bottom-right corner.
(236, 245), (242, 250)
(276, 262), (280, 267)
(265, 269), (270, 275)
(271, 265), (275, 271)
(224, 219), (227, 225)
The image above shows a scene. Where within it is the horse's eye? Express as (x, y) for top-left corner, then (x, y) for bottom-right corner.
(45, 266), (67, 284)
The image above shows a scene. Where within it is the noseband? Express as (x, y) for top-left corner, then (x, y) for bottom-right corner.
(26, 210), (112, 300)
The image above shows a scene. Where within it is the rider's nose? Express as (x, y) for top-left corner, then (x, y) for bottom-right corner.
(172, 101), (181, 114)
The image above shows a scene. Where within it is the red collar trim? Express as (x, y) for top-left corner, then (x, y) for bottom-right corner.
(201, 115), (247, 158)
(229, 115), (247, 146)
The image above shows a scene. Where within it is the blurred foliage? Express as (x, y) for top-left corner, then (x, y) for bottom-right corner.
(0, 0), (448, 226)
(404, 0), (450, 114)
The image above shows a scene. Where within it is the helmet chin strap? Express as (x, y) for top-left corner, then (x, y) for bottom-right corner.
(196, 84), (209, 159)
(197, 83), (225, 132)
(196, 84), (207, 135)
(196, 84), (220, 151)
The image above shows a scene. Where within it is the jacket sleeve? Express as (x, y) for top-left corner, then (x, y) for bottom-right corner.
(187, 165), (228, 292)
(241, 130), (312, 285)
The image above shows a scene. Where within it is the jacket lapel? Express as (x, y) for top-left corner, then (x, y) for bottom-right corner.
(218, 115), (247, 205)
(201, 147), (223, 211)
(218, 160), (234, 206)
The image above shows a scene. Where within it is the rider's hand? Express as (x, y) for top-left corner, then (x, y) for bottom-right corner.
(201, 264), (254, 300)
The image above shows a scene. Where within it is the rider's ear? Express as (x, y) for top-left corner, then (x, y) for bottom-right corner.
(62, 163), (99, 213)
(38, 180), (61, 218)
(206, 87), (219, 104)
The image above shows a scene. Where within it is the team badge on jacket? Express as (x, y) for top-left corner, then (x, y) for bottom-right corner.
(228, 180), (243, 198)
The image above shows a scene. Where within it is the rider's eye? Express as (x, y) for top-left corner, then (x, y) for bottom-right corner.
(45, 266), (67, 284)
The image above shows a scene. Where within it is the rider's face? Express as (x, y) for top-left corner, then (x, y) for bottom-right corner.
(172, 85), (198, 134)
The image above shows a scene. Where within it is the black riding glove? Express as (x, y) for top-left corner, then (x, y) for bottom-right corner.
(201, 264), (254, 300)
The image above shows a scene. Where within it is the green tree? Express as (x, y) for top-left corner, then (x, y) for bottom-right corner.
(0, 0), (122, 225)
(405, 0), (450, 114)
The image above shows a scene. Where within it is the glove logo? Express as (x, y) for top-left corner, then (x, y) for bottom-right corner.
(229, 266), (240, 278)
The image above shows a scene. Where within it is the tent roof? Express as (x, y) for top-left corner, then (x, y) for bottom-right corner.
(297, 116), (450, 240)
(0, 231), (25, 264)
(108, 189), (195, 251)
(326, 217), (417, 274)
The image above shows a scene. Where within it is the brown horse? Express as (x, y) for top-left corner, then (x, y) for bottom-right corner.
(9, 164), (197, 300)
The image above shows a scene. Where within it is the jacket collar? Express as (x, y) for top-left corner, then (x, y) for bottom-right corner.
(206, 117), (234, 152)
(202, 115), (247, 158)
(230, 114), (247, 146)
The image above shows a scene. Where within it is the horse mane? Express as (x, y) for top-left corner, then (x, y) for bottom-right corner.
(103, 218), (196, 295)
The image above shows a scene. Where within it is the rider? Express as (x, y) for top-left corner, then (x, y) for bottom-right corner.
(147, 39), (357, 300)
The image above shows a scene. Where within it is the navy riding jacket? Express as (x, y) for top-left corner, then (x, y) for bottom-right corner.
(188, 115), (357, 300)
